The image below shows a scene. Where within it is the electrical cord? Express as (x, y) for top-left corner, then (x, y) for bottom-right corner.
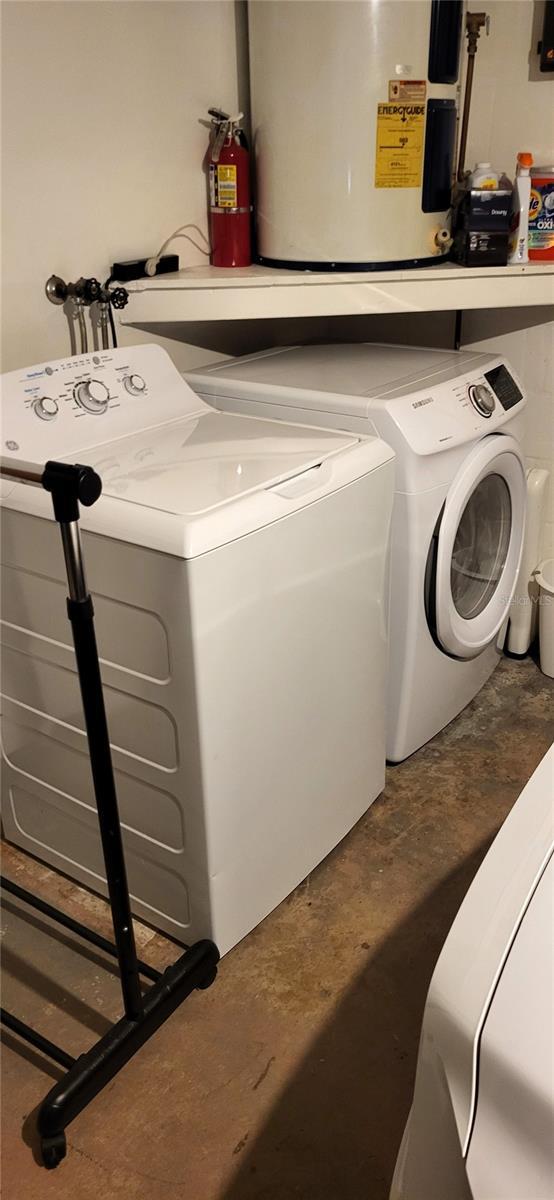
(103, 275), (118, 349)
(102, 221), (208, 345)
(145, 224), (211, 276)
(108, 307), (117, 350)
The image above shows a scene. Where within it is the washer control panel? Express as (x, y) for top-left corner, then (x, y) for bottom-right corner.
(1, 344), (207, 462)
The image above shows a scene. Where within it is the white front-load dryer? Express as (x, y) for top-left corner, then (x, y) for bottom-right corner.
(0, 344), (395, 954)
(187, 344), (528, 762)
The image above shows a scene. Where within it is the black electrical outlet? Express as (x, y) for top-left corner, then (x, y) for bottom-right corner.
(110, 254), (179, 282)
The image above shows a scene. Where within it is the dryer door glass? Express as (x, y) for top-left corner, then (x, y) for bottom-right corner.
(451, 474), (512, 619)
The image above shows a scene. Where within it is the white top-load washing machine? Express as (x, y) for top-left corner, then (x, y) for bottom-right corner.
(187, 344), (527, 762)
(0, 344), (395, 955)
(390, 744), (554, 1200)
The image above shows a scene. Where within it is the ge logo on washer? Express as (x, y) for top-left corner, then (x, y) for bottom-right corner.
(5, 440), (19, 451)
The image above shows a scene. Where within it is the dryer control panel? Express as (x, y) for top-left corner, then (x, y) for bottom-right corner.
(374, 356), (527, 456)
(1, 344), (208, 462)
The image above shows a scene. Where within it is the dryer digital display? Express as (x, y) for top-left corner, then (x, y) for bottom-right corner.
(484, 364), (523, 411)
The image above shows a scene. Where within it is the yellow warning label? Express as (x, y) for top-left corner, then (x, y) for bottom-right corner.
(375, 103), (425, 189)
(217, 164), (237, 207)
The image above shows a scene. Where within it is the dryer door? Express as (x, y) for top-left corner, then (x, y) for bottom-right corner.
(433, 435), (526, 659)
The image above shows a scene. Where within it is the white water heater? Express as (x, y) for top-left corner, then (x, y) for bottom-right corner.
(248, 0), (463, 269)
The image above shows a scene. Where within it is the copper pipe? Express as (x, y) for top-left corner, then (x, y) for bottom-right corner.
(457, 11), (488, 182)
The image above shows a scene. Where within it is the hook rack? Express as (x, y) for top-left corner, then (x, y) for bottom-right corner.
(45, 275), (129, 353)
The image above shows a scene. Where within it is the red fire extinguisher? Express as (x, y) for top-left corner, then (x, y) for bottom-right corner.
(208, 108), (252, 268)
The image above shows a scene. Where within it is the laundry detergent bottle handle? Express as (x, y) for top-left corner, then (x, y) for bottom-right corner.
(508, 152), (533, 264)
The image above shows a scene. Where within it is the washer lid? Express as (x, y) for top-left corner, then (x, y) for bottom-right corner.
(4, 409), (392, 558)
(87, 409), (360, 514)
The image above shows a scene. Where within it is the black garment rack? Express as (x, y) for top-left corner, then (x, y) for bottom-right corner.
(0, 457), (219, 1169)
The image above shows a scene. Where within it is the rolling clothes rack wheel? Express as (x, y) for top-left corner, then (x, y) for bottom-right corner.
(0, 457), (219, 1169)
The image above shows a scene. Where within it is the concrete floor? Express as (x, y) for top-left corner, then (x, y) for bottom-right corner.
(1, 655), (552, 1200)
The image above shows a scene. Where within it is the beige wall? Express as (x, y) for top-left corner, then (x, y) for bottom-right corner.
(1, 0), (240, 372)
(463, 0), (553, 171)
(460, 0), (554, 560)
(463, 309), (554, 558)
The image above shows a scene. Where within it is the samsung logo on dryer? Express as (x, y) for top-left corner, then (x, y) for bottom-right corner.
(412, 396), (433, 409)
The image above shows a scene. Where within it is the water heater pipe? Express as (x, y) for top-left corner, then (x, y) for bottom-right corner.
(457, 11), (489, 182)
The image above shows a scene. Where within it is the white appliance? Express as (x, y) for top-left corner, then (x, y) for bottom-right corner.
(186, 344), (527, 762)
(506, 467), (550, 656)
(0, 345), (395, 955)
(248, 0), (462, 268)
(390, 744), (554, 1200)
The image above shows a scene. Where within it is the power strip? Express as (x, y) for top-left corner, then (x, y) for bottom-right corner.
(111, 254), (179, 283)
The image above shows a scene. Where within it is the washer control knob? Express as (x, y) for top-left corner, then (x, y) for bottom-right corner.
(469, 383), (495, 417)
(123, 373), (146, 396)
(32, 396), (59, 421)
(73, 379), (110, 414)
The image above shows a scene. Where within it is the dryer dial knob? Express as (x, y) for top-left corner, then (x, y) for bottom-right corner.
(123, 373), (146, 396)
(32, 396), (59, 421)
(74, 379), (110, 414)
(469, 384), (495, 417)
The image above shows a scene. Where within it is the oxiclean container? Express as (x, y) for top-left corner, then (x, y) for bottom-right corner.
(529, 166), (554, 261)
